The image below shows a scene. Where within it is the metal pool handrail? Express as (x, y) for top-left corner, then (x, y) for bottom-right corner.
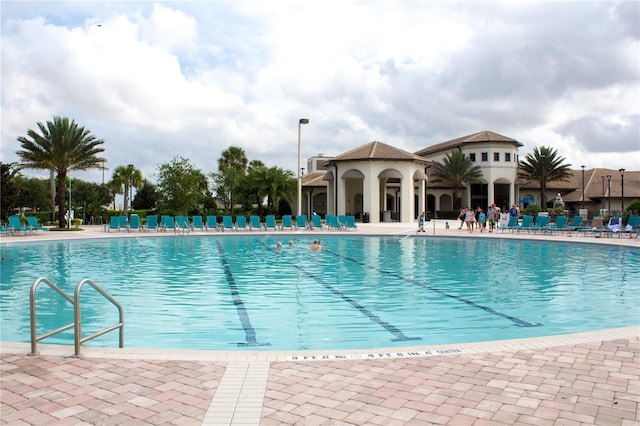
(74, 279), (124, 356)
(29, 277), (124, 356)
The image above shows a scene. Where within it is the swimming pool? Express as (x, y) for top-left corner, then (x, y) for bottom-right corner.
(1, 235), (638, 351)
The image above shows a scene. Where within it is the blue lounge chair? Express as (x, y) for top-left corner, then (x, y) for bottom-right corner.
(281, 215), (293, 230)
(129, 214), (141, 232)
(145, 215), (159, 231)
(295, 215), (308, 230)
(107, 216), (120, 232)
(206, 215), (220, 231)
(310, 214), (323, 230)
(161, 215), (176, 232)
(235, 216), (247, 231)
(8, 215), (32, 235)
(499, 216), (518, 233)
(546, 216), (567, 235)
(338, 215), (347, 229)
(345, 215), (358, 230)
(564, 216), (582, 235)
(530, 215), (550, 234)
(175, 215), (191, 234)
(325, 214), (343, 231)
(265, 215), (277, 231)
(26, 216), (48, 232)
(618, 215), (640, 239)
(119, 215), (128, 231)
(577, 217), (605, 237)
(515, 215), (533, 233)
(192, 216), (205, 232)
(249, 215), (263, 231)
(221, 215), (234, 231)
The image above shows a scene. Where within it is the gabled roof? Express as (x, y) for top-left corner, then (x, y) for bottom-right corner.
(300, 171), (328, 187)
(414, 130), (523, 156)
(328, 141), (430, 164)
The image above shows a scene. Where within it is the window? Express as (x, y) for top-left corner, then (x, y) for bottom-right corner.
(469, 153), (476, 162)
(494, 152), (500, 161)
(505, 153), (511, 162)
(481, 152), (488, 161)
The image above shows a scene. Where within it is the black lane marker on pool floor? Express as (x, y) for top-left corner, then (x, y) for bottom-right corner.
(325, 248), (541, 328)
(216, 241), (271, 347)
(259, 241), (421, 342)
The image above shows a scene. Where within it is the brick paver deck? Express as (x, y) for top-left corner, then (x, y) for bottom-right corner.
(1, 332), (638, 425)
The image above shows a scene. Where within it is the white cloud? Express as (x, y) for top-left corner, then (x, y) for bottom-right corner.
(1, 1), (639, 184)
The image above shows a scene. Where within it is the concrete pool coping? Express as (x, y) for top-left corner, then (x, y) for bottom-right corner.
(1, 220), (639, 425)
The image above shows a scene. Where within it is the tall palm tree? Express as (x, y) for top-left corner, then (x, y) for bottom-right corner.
(518, 146), (572, 208)
(16, 116), (105, 228)
(110, 164), (144, 215)
(264, 166), (295, 213)
(431, 150), (483, 209)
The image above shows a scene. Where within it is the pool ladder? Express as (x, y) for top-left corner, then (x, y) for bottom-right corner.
(29, 277), (124, 357)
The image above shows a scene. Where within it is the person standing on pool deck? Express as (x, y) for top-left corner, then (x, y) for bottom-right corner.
(418, 211), (426, 233)
(486, 203), (497, 232)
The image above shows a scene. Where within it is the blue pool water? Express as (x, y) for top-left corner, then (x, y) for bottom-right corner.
(1, 235), (638, 351)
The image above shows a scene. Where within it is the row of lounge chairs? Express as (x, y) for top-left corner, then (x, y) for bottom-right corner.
(499, 214), (640, 238)
(106, 214), (358, 233)
(0, 215), (49, 236)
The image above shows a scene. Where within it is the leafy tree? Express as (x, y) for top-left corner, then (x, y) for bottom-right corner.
(16, 116), (106, 227)
(157, 156), (209, 215)
(431, 150), (483, 209)
(0, 162), (21, 221)
(211, 146), (248, 211)
(110, 165), (144, 215)
(72, 181), (111, 224)
(132, 179), (160, 210)
(16, 177), (50, 212)
(518, 146), (572, 208)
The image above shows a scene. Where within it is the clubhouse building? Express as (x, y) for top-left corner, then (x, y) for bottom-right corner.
(300, 130), (638, 223)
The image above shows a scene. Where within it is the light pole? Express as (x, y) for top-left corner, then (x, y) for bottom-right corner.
(297, 118), (309, 217)
(68, 177), (72, 229)
(128, 164), (134, 214)
(607, 174), (612, 213)
(540, 154), (546, 208)
(581, 165), (585, 210)
(424, 164), (432, 216)
(619, 168), (625, 213)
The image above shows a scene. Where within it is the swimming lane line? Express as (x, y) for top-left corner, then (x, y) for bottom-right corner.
(325, 248), (541, 328)
(259, 240), (421, 342)
(216, 241), (270, 347)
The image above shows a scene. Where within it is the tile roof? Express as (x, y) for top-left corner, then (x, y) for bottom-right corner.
(300, 171), (327, 187)
(414, 130), (523, 156)
(329, 141), (430, 163)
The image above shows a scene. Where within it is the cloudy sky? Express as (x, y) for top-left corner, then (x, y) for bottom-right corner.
(1, 1), (639, 184)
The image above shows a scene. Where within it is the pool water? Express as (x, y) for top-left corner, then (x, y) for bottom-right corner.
(1, 235), (638, 351)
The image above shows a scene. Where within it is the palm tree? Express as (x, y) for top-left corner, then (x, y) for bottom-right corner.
(264, 166), (295, 213)
(16, 116), (105, 228)
(518, 146), (572, 208)
(431, 150), (483, 210)
(212, 146), (248, 211)
(110, 165), (144, 215)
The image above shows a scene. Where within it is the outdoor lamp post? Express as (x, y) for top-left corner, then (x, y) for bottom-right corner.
(607, 175), (612, 213)
(619, 168), (625, 213)
(540, 154), (546, 208)
(297, 118), (309, 217)
(128, 164), (134, 213)
(424, 164), (432, 215)
(581, 165), (585, 210)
